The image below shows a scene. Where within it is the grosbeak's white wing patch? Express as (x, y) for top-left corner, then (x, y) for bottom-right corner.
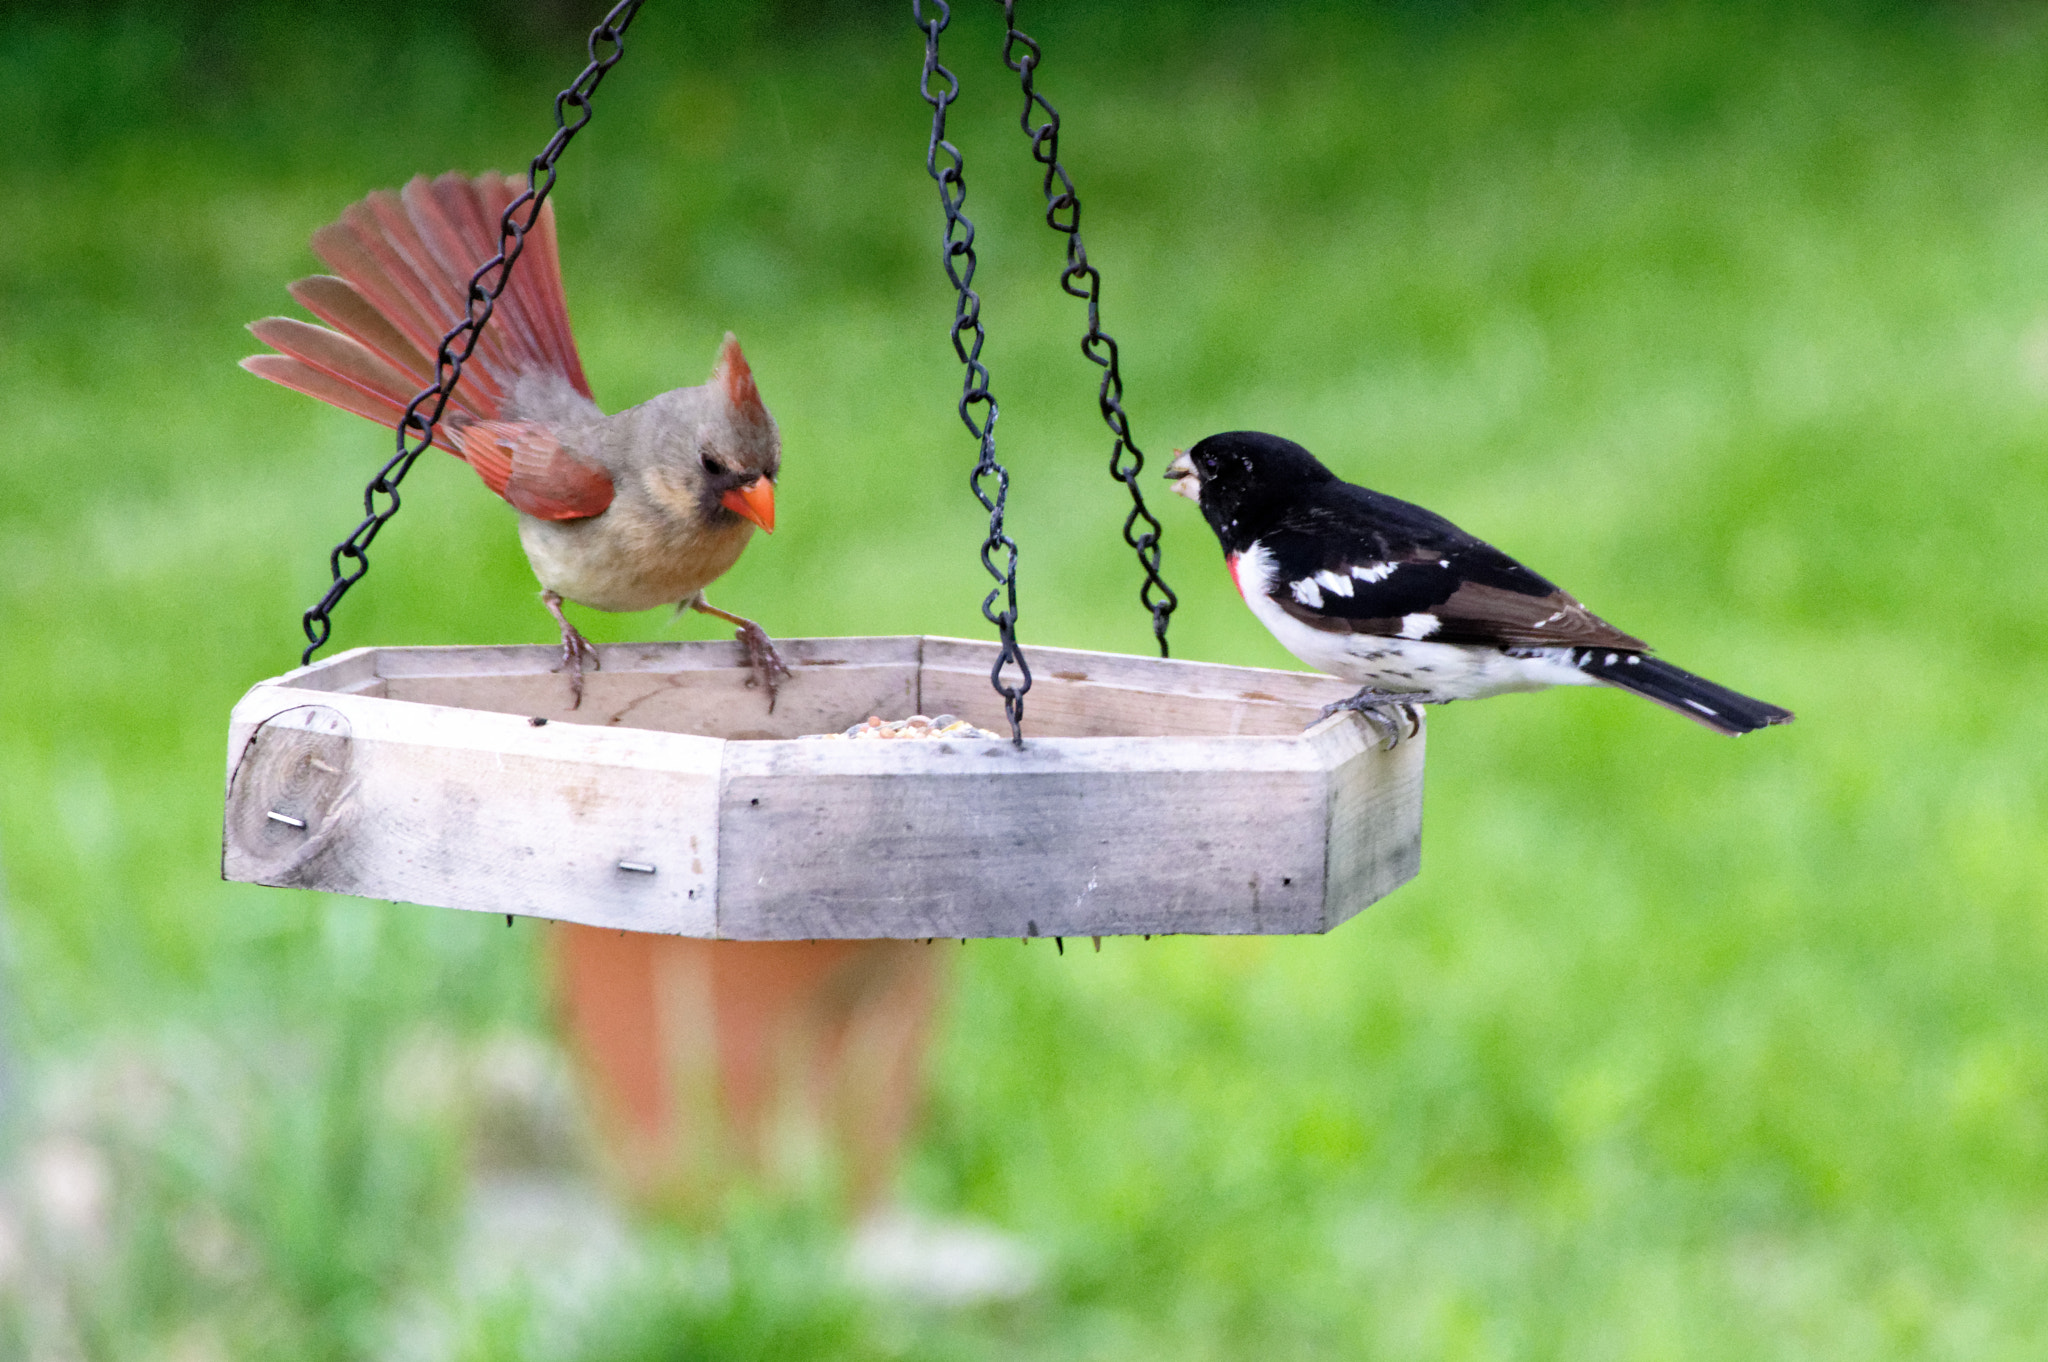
(1236, 540), (1602, 699)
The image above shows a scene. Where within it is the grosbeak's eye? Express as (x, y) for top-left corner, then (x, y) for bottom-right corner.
(701, 445), (730, 477)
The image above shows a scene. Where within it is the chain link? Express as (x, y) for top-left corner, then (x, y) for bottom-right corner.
(997, 3), (1176, 657)
(298, 0), (646, 666)
(915, 0), (1031, 745)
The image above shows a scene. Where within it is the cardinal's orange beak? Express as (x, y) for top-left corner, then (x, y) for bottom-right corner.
(720, 476), (776, 532)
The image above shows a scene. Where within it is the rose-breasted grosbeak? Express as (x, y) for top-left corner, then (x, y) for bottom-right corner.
(1165, 431), (1793, 741)
(242, 171), (787, 709)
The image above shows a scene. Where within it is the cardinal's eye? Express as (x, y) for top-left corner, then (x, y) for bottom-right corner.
(700, 445), (730, 477)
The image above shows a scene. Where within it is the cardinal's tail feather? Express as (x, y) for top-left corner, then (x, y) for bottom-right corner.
(470, 172), (590, 401)
(239, 353), (436, 446)
(239, 315), (472, 453)
(287, 274), (435, 383)
(1574, 650), (1794, 735)
(244, 172), (593, 430)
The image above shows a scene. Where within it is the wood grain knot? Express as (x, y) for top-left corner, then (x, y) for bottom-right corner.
(224, 705), (355, 885)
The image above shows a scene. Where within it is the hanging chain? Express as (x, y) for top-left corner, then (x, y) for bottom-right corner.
(997, 3), (1176, 657)
(297, 0), (646, 666)
(915, 0), (1031, 745)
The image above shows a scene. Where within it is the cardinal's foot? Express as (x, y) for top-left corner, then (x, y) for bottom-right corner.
(1314, 688), (1432, 748)
(542, 589), (601, 709)
(734, 621), (792, 708)
(691, 597), (792, 711)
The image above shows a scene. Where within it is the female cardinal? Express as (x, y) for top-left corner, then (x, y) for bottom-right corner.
(242, 171), (786, 708)
(1166, 431), (1793, 742)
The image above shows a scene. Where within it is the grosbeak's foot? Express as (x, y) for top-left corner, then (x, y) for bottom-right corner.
(735, 621), (792, 711)
(1314, 689), (1430, 748)
(542, 590), (601, 710)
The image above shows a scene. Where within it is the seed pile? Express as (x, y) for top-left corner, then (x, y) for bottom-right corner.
(802, 714), (1002, 741)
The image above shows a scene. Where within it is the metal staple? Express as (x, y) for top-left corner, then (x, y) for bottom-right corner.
(297, 0), (647, 666)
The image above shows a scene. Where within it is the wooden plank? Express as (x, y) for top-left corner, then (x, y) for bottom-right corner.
(378, 637), (921, 739)
(714, 733), (1347, 938)
(385, 663), (916, 741)
(917, 636), (1357, 738)
(265, 646), (383, 695)
(1303, 714), (1427, 930)
(222, 638), (1425, 938)
(369, 634), (923, 679)
(224, 686), (723, 933)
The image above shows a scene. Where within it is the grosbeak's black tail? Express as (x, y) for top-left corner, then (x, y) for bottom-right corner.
(1569, 650), (1794, 735)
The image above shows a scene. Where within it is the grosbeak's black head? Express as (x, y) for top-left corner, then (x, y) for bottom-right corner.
(1164, 431), (1338, 553)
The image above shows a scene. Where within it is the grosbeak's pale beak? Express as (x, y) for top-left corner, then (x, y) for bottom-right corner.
(1168, 432), (1793, 742)
(242, 171), (790, 708)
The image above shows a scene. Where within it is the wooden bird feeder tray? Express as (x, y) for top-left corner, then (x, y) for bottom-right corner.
(222, 636), (1423, 939)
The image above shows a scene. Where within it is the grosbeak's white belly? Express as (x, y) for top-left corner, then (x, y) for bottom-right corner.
(1231, 543), (1599, 701)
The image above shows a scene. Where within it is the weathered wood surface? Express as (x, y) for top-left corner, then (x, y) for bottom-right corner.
(226, 690), (723, 933)
(225, 637), (1425, 937)
(918, 636), (1359, 738)
(371, 636), (923, 740)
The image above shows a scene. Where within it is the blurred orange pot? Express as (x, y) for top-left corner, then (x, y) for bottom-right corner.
(548, 926), (946, 1213)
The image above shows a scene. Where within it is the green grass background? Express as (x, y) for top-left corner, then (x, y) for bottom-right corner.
(4, 0), (2047, 1356)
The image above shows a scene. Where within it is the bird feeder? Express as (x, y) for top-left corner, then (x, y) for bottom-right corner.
(223, 636), (1422, 939)
(222, 2), (1429, 942)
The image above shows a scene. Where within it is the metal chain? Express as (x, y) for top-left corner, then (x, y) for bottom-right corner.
(915, 0), (1031, 745)
(298, 0), (646, 666)
(997, 3), (1176, 656)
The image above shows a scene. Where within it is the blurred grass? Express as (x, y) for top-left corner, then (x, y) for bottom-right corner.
(4, 0), (2048, 1356)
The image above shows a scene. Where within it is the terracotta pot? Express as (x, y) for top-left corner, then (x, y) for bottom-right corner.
(549, 926), (946, 1214)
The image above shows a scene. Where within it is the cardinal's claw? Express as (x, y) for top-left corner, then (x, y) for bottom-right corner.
(689, 595), (789, 713)
(736, 621), (793, 711)
(543, 589), (600, 710)
(561, 630), (601, 709)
